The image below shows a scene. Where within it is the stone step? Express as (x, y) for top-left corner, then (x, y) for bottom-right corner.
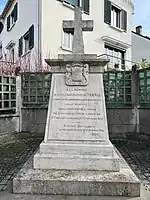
(39, 141), (115, 156)
(13, 168), (140, 197)
(33, 151), (120, 171)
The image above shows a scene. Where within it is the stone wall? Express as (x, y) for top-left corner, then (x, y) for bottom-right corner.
(0, 114), (20, 135)
(107, 108), (136, 138)
(139, 108), (150, 135)
(21, 107), (136, 137)
(5, 107), (149, 137)
(21, 108), (48, 134)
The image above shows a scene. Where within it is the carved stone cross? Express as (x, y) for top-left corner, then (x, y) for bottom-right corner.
(63, 7), (94, 54)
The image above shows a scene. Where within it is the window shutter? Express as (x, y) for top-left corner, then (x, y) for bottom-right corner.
(104, 0), (111, 25)
(18, 37), (23, 57)
(121, 10), (127, 31)
(14, 3), (18, 22)
(7, 15), (10, 31)
(83, 0), (89, 13)
(0, 22), (4, 34)
(29, 25), (34, 50)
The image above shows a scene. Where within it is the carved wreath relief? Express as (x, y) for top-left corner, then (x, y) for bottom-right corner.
(66, 62), (89, 86)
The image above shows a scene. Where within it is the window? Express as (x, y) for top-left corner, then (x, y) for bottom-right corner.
(0, 22), (4, 34)
(24, 32), (30, 54)
(111, 5), (121, 28)
(9, 48), (15, 62)
(58, 0), (89, 13)
(0, 76), (16, 115)
(7, 3), (18, 31)
(10, 10), (15, 26)
(5, 40), (16, 61)
(0, 42), (2, 59)
(19, 25), (34, 57)
(65, 0), (79, 6)
(104, 0), (127, 31)
(105, 44), (125, 69)
(62, 31), (73, 51)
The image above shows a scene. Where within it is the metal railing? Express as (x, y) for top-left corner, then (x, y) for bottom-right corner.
(98, 54), (140, 71)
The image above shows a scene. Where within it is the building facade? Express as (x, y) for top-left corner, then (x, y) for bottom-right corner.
(0, 0), (39, 70)
(0, 0), (134, 70)
(132, 26), (150, 64)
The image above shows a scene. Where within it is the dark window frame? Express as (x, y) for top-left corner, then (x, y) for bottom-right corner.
(104, 0), (127, 32)
(7, 2), (18, 32)
(18, 25), (34, 57)
(23, 31), (30, 54)
(0, 42), (2, 59)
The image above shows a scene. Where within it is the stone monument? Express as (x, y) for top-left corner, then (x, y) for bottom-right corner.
(13, 8), (140, 197)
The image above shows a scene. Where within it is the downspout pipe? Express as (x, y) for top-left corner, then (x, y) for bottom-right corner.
(37, 0), (41, 61)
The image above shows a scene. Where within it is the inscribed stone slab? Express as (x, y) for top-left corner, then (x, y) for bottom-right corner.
(45, 74), (109, 142)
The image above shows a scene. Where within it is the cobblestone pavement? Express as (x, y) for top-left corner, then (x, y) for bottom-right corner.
(0, 132), (150, 195)
(0, 132), (43, 191)
(113, 135), (150, 191)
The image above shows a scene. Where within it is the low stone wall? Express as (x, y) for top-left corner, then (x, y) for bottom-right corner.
(21, 108), (48, 134)
(107, 108), (136, 138)
(21, 108), (136, 137)
(0, 114), (20, 135)
(139, 108), (150, 135)
(6, 107), (149, 137)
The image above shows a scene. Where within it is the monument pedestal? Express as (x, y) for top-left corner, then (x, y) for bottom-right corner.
(13, 151), (140, 197)
(13, 60), (141, 197)
(34, 141), (120, 171)
(13, 8), (140, 197)
(33, 72), (120, 172)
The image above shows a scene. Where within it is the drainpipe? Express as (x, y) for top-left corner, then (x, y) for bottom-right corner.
(37, 0), (41, 61)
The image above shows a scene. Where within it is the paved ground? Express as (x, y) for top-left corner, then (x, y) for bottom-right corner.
(0, 132), (150, 199)
(0, 132), (43, 191)
(113, 134), (150, 186)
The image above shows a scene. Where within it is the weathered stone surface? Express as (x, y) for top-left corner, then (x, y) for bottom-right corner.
(13, 151), (140, 197)
(58, 54), (97, 60)
(1, 190), (149, 200)
(45, 59), (108, 73)
(33, 151), (120, 171)
(63, 7), (93, 54)
(39, 141), (115, 155)
(65, 63), (89, 86)
(45, 74), (109, 142)
(13, 6), (141, 198)
(0, 115), (19, 135)
(36, 73), (120, 171)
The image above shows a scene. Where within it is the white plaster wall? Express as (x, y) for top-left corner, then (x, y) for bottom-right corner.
(132, 32), (150, 63)
(41, 0), (133, 66)
(0, 0), (39, 65)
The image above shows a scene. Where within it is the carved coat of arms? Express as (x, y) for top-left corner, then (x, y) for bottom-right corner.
(66, 63), (89, 86)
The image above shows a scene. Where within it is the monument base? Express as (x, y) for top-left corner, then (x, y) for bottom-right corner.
(13, 151), (140, 197)
(33, 141), (120, 171)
